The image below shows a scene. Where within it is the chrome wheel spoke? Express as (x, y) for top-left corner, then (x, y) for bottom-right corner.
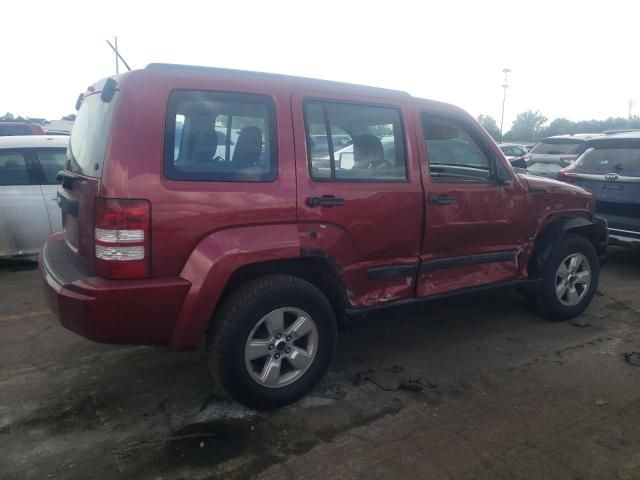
(246, 340), (271, 360)
(568, 255), (578, 273)
(567, 286), (580, 304)
(288, 347), (313, 370)
(557, 262), (569, 278)
(260, 357), (282, 386)
(287, 315), (314, 338)
(264, 309), (285, 336)
(575, 270), (591, 284)
(556, 282), (568, 298)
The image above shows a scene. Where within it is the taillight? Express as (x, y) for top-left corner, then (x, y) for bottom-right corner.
(95, 198), (151, 279)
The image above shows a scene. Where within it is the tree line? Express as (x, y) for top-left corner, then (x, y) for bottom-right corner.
(477, 112), (640, 144)
(1, 112), (76, 122)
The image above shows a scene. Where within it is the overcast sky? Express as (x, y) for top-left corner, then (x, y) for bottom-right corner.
(3, 0), (638, 130)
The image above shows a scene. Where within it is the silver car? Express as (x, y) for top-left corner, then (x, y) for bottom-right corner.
(0, 135), (67, 258)
(525, 134), (603, 179)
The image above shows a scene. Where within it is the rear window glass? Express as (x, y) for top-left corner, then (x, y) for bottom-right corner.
(67, 92), (116, 178)
(36, 149), (67, 184)
(526, 162), (562, 175)
(530, 141), (584, 155)
(164, 91), (276, 182)
(573, 147), (640, 176)
(0, 151), (30, 185)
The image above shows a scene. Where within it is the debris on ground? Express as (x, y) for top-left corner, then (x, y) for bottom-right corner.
(569, 319), (591, 328)
(594, 399), (609, 407)
(624, 352), (640, 367)
(312, 383), (347, 401)
(353, 368), (436, 393)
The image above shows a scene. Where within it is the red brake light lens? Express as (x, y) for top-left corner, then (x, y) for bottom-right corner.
(95, 198), (151, 279)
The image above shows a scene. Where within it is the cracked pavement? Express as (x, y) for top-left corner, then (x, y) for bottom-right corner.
(1, 247), (639, 479)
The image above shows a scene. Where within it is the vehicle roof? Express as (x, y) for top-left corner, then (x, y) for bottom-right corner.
(0, 121), (36, 126)
(541, 133), (604, 142)
(586, 131), (640, 146)
(146, 63), (412, 98)
(0, 135), (69, 148)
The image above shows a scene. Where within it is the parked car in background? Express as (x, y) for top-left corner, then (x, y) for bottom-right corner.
(0, 121), (45, 136)
(0, 136), (67, 258)
(499, 143), (528, 160)
(40, 64), (606, 409)
(499, 143), (529, 169)
(525, 134), (602, 179)
(559, 131), (640, 247)
(42, 119), (74, 136)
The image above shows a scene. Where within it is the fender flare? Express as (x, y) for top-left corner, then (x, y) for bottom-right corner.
(529, 215), (607, 278)
(169, 224), (300, 350)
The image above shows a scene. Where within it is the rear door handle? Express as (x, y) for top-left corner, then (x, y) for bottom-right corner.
(306, 196), (345, 208)
(428, 194), (456, 205)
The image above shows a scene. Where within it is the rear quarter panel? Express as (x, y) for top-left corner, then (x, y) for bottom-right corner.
(102, 70), (298, 277)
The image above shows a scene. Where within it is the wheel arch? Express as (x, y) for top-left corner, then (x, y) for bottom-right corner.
(169, 225), (348, 350)
(528, 215), (607, 279)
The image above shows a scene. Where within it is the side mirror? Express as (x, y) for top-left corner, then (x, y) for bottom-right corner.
(510, 157), (527, 169)
(75, 93), (84, 111)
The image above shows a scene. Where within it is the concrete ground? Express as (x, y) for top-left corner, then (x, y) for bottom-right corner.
(1, 247), (639, 480)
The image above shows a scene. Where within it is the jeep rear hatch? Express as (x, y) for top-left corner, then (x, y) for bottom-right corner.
(58, 80), (117, 273)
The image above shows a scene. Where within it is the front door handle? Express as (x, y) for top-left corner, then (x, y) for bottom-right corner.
(306, 196), (345, 208)
(428, 194), (456, 205)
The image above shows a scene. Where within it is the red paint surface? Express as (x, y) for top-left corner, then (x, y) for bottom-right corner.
(40, 66), (596, 350)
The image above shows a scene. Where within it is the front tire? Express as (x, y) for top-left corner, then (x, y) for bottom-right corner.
(207, 275), (337, 410)
(536, 233), (599, 321)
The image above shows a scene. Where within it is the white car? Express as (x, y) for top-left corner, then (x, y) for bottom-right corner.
(0, 135), (68, 258)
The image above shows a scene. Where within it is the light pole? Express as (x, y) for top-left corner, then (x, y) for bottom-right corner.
(499, 68), (511, 143)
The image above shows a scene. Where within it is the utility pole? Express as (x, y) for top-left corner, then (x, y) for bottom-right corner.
(499, 68), (511, 144)
(629, 100), (635, 119)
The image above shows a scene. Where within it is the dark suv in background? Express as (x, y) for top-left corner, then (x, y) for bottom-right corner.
(560, 132), (640, 246)
(525, 134), (602, 179)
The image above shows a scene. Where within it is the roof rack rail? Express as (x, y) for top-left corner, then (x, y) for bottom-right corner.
(145, 63), (411, 97)
(603, 129), (640, 135)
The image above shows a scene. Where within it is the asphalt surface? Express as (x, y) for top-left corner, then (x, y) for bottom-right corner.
(1, 247), (639, 480)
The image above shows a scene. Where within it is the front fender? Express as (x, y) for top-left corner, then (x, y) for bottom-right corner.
(169, 224), (300, 350)
(529, 215), (607, 278)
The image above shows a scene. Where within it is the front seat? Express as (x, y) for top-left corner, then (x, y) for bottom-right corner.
(190, 131), (218, 164)
(352, 134), (388, 171)
(232, 127), (263, 168)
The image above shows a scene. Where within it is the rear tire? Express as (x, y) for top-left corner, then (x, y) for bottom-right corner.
(536, 233), (599, 321)
(206, 275), (337, 410)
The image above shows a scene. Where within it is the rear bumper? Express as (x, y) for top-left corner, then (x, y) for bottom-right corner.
(595, 212), (640, 247)
(39, 235), (191, 347)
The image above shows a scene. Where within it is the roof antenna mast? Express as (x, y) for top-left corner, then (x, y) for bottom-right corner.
(106, 37), (132, 73)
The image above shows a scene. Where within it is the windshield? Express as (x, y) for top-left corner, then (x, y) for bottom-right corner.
(67, 92), (116, 178)
(530, 141), (584, 155)
(572, 147), (640, 176)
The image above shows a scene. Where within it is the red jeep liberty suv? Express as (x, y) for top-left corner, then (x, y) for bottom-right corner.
(40, 64), (607, 409)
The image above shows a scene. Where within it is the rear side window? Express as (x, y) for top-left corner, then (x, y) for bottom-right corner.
(530, 141), (584, 155)
(164, 91), (277, 182)
(573, 146), (640, 176)
(36, 149), (67, 184)
(0, 151), (30, 185)
(422, 115), (492, 183)
(304, 101), (407, 181)
(68, 92), (116, 178)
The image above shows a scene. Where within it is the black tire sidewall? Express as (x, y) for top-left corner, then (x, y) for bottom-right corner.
(214, 280), (337, 409)
(539, 234), (599, 321)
